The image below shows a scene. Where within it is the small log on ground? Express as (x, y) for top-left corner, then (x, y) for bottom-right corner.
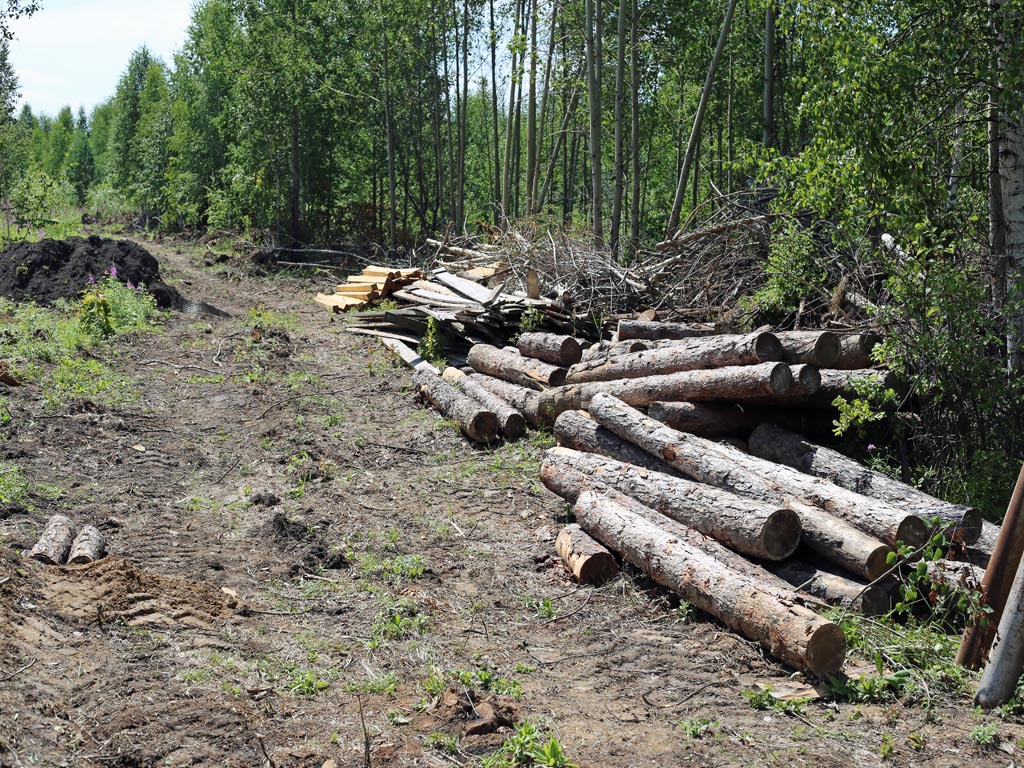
(414, 370), (500, 443)
(542, 447), (801, 560)
(467, 344), (567, 389)
(585, 393), (895, 579)
(517, 333), (583, 366)
(556, 524), (619, 584)
(553, 410), (680, 474)
(574, 488), (846, 675)
(748, 424), (981, 543)
(774, 331), (841, 367)
(648, 401), (835, 439)
(768, 560), (895, 616)
(835, 333), (881, 370)
(537, 362), (794, 425)
(564, 333), (782, 385)
(29, 515), (76, 565)
(616, 319), (718, 341)
(469, 374), (542, 427)
(68, 525), (107, 565)
(442, 368), (526, 439)
(588, 393), (926, 548)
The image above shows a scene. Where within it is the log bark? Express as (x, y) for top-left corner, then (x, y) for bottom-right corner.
(467, 344), (567, 389)
(648, 401), (834, 439)
(29, 515), (76, 565)
(740, 365), (821, 406)
(579, 339), (648, 362)
(574, 488), (846, 675)
(564, 333), (782, 385)
(616, 319), (718, 341)
(556, 524), (619, 584)
(588, 393), (926, 547)
(585, 393), (896, 579)
(774, 331), (841, 367)
(469, 373), (542, 427)
(977, 552), (1024, 708)
(768, 560), (895, 617)
(553, 409), (680, 474)
(542, 446), (801, 560)
(835, 333), (881, 370)
(442, 368), (526, 439)
(537, 362), (794, 425)
(414, 370), (500, 443)
(927, 559), (985, 590)
(68, 525), (107, 565)
(517, 333), (583, 366)
(808, 369), (900, 409)
(748, 424), (981, 543)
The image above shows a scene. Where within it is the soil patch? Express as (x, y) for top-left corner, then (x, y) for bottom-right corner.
(0, 236), (182, 308)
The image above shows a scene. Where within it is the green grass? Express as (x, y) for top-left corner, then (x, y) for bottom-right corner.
(0, 462), (29, 508)
(343, 671), (400, 696)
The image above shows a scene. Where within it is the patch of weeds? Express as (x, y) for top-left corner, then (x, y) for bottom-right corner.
(520, 594), (558, 620)
(680, 717), (716, 740)
(358, 553), (426, 585)
(179, 668), (215, 684)
(416, 316), (446, 368)
(182, 374), (224, 384)
(879, 733), (895, 761)
(422, 666), (447, 697)
(480, 721), (577, 768)
(371, 597), (430, 642)
(343, 671), (400, 696)
(42, 357), (135, 410)
(286, 371), (321, 389)
(247, 306), (299, 333)
(287, 668), (332, 696)
(452, 662), (523, 699)
(743, 687), (809, 716)
(79, 270), (160, 337)
(0, 462), (29, 507)
(969, 722), (999, 748)
(825, 669), (913, 703)
(424, 732), (460, 755)
(907, 732), (926, 752)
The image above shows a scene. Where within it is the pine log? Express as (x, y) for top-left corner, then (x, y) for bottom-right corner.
(469, 373), (542, 427)
(29, 515), (76, 565)
(556, 524), (619, 584)
(768, 560), (895, 616)
(536, 362), (794, 425)
(553, 410), (681, 474)
(585, 393), (895, 579)
(926, 559), (985, 590)
(835, 333), (881, 370)
(747, 424), (981, 543)
(564, 333), (782, 385)
(774, 331), (841, 367)
(442, 368), (526, 439)
(976, 558), (1024, 708)
(574, 489), (846, 675)
(542, 447), (801, 560)
(580, 340), (649, 362)
(589, 392), (926, 547)
(517, 333), (583, 366)
(68, 525), (107, 565)
(616, 319), (718, 341)
(414, 370), (500, 443)
(740, 365), (821, 406)
(648, 401), (835, 439)
(808, 368), (900, 409)
(467, 344), (567, 389)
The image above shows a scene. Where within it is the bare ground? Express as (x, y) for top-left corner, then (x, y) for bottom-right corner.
(0, 236), (1020, 768)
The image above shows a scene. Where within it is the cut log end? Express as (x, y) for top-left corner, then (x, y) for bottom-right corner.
(896, 516), (929, 548)
(805, 622), (848, 677)
(754, 332), (784, 361)
(556, 524), (619, 585)
(768, 363), (794, 394)
(866, 546), (895, 582)
(762, 508), (803, 560)
(468, 412), (501, 442)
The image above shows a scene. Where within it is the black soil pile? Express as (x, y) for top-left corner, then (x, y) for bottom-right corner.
(0, 236), (182, 308)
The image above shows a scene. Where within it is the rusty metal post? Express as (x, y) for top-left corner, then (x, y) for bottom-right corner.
(958, 462), (1024, 669)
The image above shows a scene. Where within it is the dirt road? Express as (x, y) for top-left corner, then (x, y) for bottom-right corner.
(0, 237), (1016, 767)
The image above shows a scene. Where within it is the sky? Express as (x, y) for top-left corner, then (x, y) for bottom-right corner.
(8, 0), (195, 117)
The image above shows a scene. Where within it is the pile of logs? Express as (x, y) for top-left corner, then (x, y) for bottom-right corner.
(400, 318), (993, 675)
(28, 515), (107, 566)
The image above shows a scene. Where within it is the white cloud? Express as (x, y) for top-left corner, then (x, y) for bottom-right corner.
(8, 0), (194, 115)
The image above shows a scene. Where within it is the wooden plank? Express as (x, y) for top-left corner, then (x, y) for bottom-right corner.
(381, 338), (440, 375)
(432, 268), (495, 303)
(335, 284), (378, 297)
(315, 293), (364, 313)
(345, 328), (424, 345)
(408, 288), (479, 305)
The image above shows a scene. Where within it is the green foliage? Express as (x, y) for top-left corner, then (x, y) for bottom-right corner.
(968, 722), (999, 748)
(371, 597), (429, 641)
(417, 316), (446, 368)
(452, 662), (523, 699)
(754, 219), (828, 315)
(742, 687), (809, 716)
(0, 462), (28, 507)
(287, 668), (330, 696)
(679, 717), (716, 740)
(343, 671), (400, 696)
(480, 721), (577, 768)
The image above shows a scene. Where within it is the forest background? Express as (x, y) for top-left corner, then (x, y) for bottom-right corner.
(0, 0), (1022, 520)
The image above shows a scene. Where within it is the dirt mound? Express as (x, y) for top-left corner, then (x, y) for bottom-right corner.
(0, 236), (182, 308)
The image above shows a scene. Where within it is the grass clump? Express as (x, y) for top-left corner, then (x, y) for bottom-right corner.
(480, 721), (577, 768)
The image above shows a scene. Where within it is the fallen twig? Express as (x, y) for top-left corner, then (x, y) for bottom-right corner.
(0, 657), (38, 682)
